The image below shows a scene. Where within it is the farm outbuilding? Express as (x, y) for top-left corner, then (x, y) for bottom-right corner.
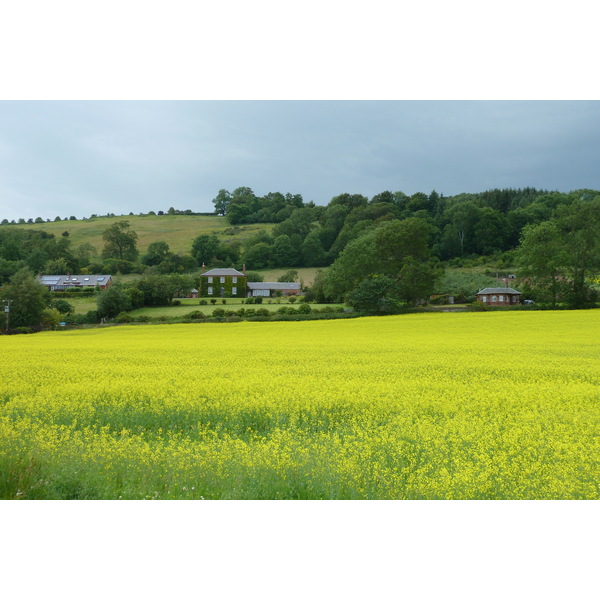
(247, 282), (301, 297)
(476, 287), (522, 306)
(37, 274), (113, 291)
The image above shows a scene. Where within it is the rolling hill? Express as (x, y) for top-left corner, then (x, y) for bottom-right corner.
(7, 214), (274, 255)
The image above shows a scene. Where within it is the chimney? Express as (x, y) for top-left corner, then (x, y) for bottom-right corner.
(242, 263), (246, 276)
(201, 263), (206, 274)
(506, 279), (509, 288)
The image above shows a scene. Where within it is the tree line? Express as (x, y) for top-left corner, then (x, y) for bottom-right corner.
(1, 185), (600, 329)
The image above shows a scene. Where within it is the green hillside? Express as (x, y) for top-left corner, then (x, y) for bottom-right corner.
(7, 214), (274, 255)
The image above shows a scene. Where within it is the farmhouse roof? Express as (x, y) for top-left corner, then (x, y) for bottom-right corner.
(37, 274), (112, 287)
(201, 268), (245, 277)
(247, 282), (301, 291)
(476, 287), (522, 295)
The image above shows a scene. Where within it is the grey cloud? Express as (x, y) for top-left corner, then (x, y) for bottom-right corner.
(1, 100), (600, 221)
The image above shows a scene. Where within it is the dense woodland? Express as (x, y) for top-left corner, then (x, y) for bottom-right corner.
(1, 186), (600, 328)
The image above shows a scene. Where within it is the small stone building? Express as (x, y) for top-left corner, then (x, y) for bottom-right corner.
(476, 287), (522, 306)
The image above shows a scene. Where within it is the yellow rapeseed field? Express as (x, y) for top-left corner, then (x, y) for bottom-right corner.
(1, 310), (599, 499)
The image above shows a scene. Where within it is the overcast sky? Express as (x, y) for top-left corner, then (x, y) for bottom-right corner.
(1, 100), (599, 222)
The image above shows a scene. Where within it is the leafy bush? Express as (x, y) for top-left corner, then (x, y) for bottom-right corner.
(185, 310), (205, 320)
(288, 296), (297, 304)
(115, 312), (134, 323)
(254, 297), (263, 304)
(51, 299), (75, 315)
(212, 308), (226, 317)
(346, 276), (402, 314)
(71, 310), (99, 324)
(222, 299), (226, 304)
(134, 315), (152, 322)
(41, 308), (62, 330)
(210, 299), (217, 305)
(297, 303), (311, 314)
(199, 300), (207, 305)
(15, 326), (34, 334)
(255, 308), (270, 317)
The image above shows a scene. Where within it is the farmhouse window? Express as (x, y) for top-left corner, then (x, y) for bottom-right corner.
(499, 295), (504, 302)
(492, 296), (497, 302)
(208, 277), (213, 283)
(232, 287), (237, 295)
(482, 296), (487, 302)
(220, 277), (225, 283)
(208, 286), (213, 295)
(232, 277), (237, 283)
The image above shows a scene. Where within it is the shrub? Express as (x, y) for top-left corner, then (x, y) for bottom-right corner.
(254, 297), (263, 304)
(244, 308), (256, 317)
(41, 308), (62, 330)
(72, 310), (99, 325)
(255, 308), (270, 317)
(15, 326), (34, 334)
(245, 297), (254, 304)
(199, 300), (208, 305)
(172, 300), (181, 306)
(134, 315), (152, 322)
(210, 299), (217, 305)
(185, 310), (205, 320)
(222, 299), (226, 304)
(288, 296), (297, 304)
(51, 299), (75, 315)
(297, 303), (311, 314)
(115, 312), (134, 323)
(212, 308), (226, 317)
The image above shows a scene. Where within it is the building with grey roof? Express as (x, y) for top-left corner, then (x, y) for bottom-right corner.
(37, 274), (113, 291)
(199, 264), (301, 298)
(476, 287), (522, 306)
(247, 282), (301, 297)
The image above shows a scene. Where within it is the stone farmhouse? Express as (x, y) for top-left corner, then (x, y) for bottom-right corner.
(37, 274), (113, 291)
(475, 286), (522, 306)
(200, 266), (301, 298)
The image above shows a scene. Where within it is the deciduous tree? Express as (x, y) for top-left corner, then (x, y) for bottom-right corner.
(101, 221), (139, 261)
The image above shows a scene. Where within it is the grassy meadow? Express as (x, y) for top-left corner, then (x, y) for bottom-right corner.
(1, 310), (599, 500)
(9, 214), (274, 254)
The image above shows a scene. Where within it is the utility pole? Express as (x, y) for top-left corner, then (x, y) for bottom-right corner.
(3, 299), (12, 332)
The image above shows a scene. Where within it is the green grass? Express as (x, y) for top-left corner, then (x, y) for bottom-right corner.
(8, 214), (274, 255)
(64, 297), (98, 314)
(255, 267), (324, 287)
(128, 298), (344, 318)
